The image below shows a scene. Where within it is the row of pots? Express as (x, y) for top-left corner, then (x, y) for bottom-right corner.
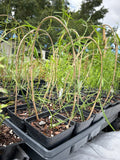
(0, 91), (120, 159)
(4, 95), (120, 150)
(4, 111), (118, 160)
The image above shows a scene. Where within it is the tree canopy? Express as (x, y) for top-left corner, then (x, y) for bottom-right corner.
(0, 0), (108, 47)
(68, 0), (108, 36)
(79, 0), (108, 24)
(0, 0), (107, 24)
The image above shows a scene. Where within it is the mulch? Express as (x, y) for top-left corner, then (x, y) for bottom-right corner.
(0, 124), (21, 147)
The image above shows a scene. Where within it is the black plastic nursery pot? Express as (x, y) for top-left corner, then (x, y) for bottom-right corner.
(0, 95), (26, 115)
(25, 110), (75, 150)
(105, 103), (120, 119)
(113, 94), (120, 102)
(110, 97), (120, 105)
(33, 79), (47, 95)
(0, 142), (30, 160)
(0, 95), (17, 104)
(83, 106), (104, 124)
(58, 106), (94, 135)
(7, 102), (44, 131)
(34, 79), (46, 88)
(4, 117), (106, 160)
(84, 100), (117, 124)
(101, 112), (119, 130)
(3, 95), (120, 159)
(0, 94), (27, 105)
(103, 115), (120, 132)
(102, 93), (120, 118)
(102, 94), (120, 107)
(73, 114), (93, 135)
(90, 102), (120, 125)
(92, 110), (104, 123)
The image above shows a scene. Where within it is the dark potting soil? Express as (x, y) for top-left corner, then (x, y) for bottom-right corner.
(9, 99), (27, 106)
(0, 124), (21, 147)
(15, 100), (26, 106)
(59, 111), (85, 122)
(112, 95), (120, 102)
(85, 106), (101, 114)
(44, 103), (59, 111)
(0, 98), (26, 107)
(16, 108), (43, 119)
(101, 97), (118, 105)
(30, 117), (68, 138)
(82, 95), (117, 106)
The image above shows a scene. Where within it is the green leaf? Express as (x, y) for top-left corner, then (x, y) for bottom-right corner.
(23, 21), (37, 29)
(0, 104), (8, 108)
(0, 64), (4, 68)
(101, 105), (115, 131)
(52, 118), (66, 128)
(0, 88), (8, 94)
(0, 57), (5, 61)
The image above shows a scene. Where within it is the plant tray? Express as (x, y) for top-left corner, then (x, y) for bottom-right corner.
(4, 103), (120, 160)
(7, 103), (44, 131)
(4, 117), (107, 160)
(25, 111), (75, 149)
(58, 106), (94, 135)
(105, 103), (120, 118)
(0, 142), (30, 160)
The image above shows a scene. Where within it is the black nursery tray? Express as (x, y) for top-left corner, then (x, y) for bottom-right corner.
(0, 94), (24, 104)
(105, 103), (120, 118)
(7, 102), (44, 131)
(7, 103), (33, 131)
(4, 101), (120, 160)
(58, 106), (94, 135)
(0, 142), (30, 160)
(0, 95), (27, 114)
(25, 111), (75, 149)
(4, 116), (112, 160)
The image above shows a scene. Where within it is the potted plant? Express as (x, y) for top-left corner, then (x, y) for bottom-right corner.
(22, 16), (98, 144)
(1, 14), (120, 154)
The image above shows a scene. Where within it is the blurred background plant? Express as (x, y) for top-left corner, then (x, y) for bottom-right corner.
(0, 57), (9, 128)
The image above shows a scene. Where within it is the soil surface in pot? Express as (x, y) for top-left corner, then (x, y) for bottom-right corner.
(8, 99), (28, 106)
(101, 97), (117, 104)
(0, 124), (21, 147)
(30, 116), (68, 137)
(111, 95), (120, 102)
(16, 108), (42, 119)
(59, 110), (86, 122)
(85, 106), (101, 114)
(45, 103), (58, 111)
